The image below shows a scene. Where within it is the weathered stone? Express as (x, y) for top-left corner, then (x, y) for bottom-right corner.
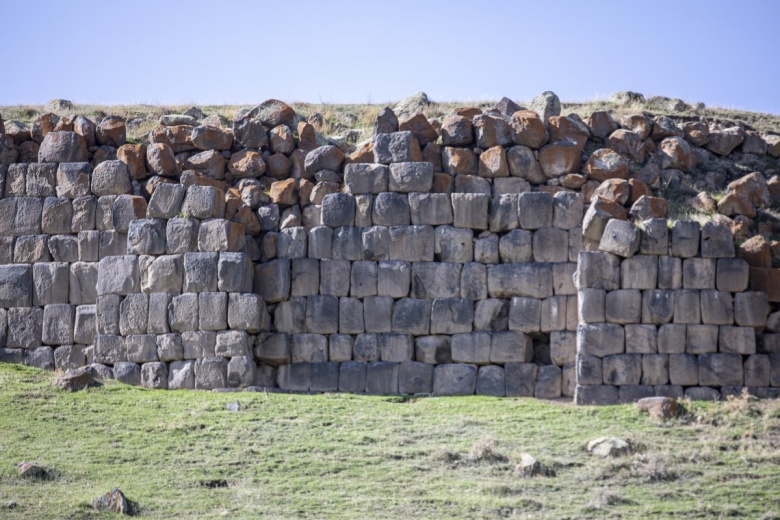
(433, 364), (477, 395)
(706, 126), (745, 156)
(169, 293), (198, 333)
(539, 141), (581, 177)
(507, 145), (545, 184)
(682, 258), (716, 289)
(599, 219), (640, 257)
(488, 263), (553, 299)
(392, 298), (431, 336)
(582, 197), (626, 242)
(343, 163), (389, 194)
(577, 323), (625, 357)
(38, 131), (88, 163)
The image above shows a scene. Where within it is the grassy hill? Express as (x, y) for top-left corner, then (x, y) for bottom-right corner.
(0, 364), (778, 519)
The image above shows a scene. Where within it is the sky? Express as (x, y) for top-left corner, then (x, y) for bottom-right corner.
(3, 0), (779, 114)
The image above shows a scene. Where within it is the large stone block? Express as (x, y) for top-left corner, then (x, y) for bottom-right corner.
(291, 258), (320, 297)
(533, 227), (568, 263)
(719, 326), (756, 354)
(461, 262), (487, 301)
(14, 197), (43, 236)
(366, 361), (399, 394)
(716, 258), (749, 293)
(671, 220), (700, 258)
(605, 289), (642, 324)
(657, 256), (682, 289)
(169, 293), (199, 332)
(415, 335), (452, 364)
(700, 221), (735, 258)
(700, 290), (734, 325)
(411, 262), (461, 299)
(517, 192), (553, 230)
(126, 334), (159, 363)
(577, 353), (603, 385)
(195, 357), (228, 390)
(338, 298), (364, 335)
(602, 353), (642, 385)
(575, 251), (620, 291)
(343, 163), (389, 194)
(451, 193), (489, 230)
(72, 196), (97, 233)
(541, 295), (567, 332)
(308, 226), (333, 259)
(399, 361), (433, 394)
(430, 298), (473, 335)
(255, 259), (291, 303)
(744, 354), (770, 387)
(476, 365), (505, 396)
(183, 252), (218, 293)
(277, 227), (308, 259)
(553, 191), (583, 230)
(291, 333), (328, 363)
(498, 229), (533, 263)
(254, 333), (290, 366)
(669, 353), (698, 386)
(574, 385), (620, 405)
(157, 333), (183, 362)
(488, 263), (553, 299)
(686, 324), (718, 354)
(392, 298), (431, 336)
(74, 305), (97, 345)
(56, 162), (92, 199)
(699, 353), (743, 386)
(361, 226), (389, 262)
(577, 323), (625, 357)
(474, 298), (508, 331)
(94, 334), (126, 364)
(734, 292), (768, 328)
(508, 296), (541, 333)
(657, 323), (686, 354)
(379, 333), (414, 362)
(641, 290), (675, 325)
(599, 219), (640, 258)
(54, 345), (86, 371)
(673, 289), (701, 324)
(489, 194), (519, 233)
(621, 255), (658, 290)
(625, 324), (658, 354)
(339, 361), (367, 393)
(372, 193), (410, 227)
(215, 330), (250, 358)
(140, 255), (182, 296)
(26, 163), (56, 197)
(91, 160), (131, 197)
(350, 261), (378, 298)
(41, 304), (73, 346)
(433, 364), (477, 395)
(388, 225), (434, 262)
(434, 226), (473, 263)
(682, 258), (716, 289)
(328, 334), (353, 363)
(373, 131), (420, 164)
(377, 260), (410, 298)
(505, 362), (537, 397)
(197, 292), (227, 331)
(409, 193), (453, 226)
(228, 293), (268, 333)
(310, 361), (339, 392)
(181, 331), (216, 359)
(332, 226), (364, 261)
(491, 330), (532, 363)
(166, 218), (200, 254)
(321, 193), (356, 228)
(389, 162), (434, 193)
(319, 259), (350, 297)
(305, 295), (339, 334)
(181, 186), (225, 219)
(41, 197), (73, 234)
(127, 219), (166, 255)
(119, 293), (148, 335)
(535, 365), (562, 399)
(198, 218), (245, 252)
(168, 360), (195, 390)
(147, 183), (186, 219)
(32, 262), (68, 307)
(353, 333), (380, 361)
(450, 332), (491, 364)
(639, 218), (669, 255)
(577, 288), (605, 324)
(69, 262), (98, 307)
(96, 255), (139, 296)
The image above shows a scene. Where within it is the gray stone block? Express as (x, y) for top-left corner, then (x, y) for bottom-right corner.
(657, 256), (682, 289)
(641, 354), (669, 385)
(380, 333), (414, 362)
(619, 385), (655, 403)
(354, 194), (372, 228)
(409, 193), (452, 226)
(411, 262), (461, 299)
(373, 131), (418, 164)
(181, 186), (225, 219)
(147, 293), (170, 334)
(392, 298), (431, 336)
(7, 307), (41, 349)
(716, 258), (749, 293)
(575, 251), (620, 291)
(91, 160), (131, 197)
(350, 261), (378, 298)
(353, 333), (380, 361)
(27, 163), (56, 197)
(686, 324), (719, 354)
(671, 220), (700, 258)
(684, 387), (721, 401)
(489, 194), (519, 233)
(195, 357), (228, 390)
(166, 218), (199, 254)
(42, 304), (73, 346)
(126, 334), (159, 363)
(474, 298), (509, 331)
(339, 361), (367, 393)
(541, 295), (567, 332)
(388, 225), (434, 262)
(97, 255), (139, 296)
(603, 353), (642, 385)
(625, 324), (657, 354)
(78, 231), (99, 262)
(182, 331), (216, 359)
(198, 218), (245, 253)
(700, 221), (734, 258)
(498, 229), (533, 263)
(147, 183), (186, 219)
(277, 227), (308, 259)
(435, 226), (473, 263)
(451, 193), (489, 230)
(366, 361), (399, 394)
(215, 330), (250, 358)
(157, 333), (183, 362)
(73, 305), (97, 345)
(33, 263), (69, 307)
(332, 226), (363, 261)
(72, 196), (97, 233)
(290, 258), (320, 297)
(577, 353), (603, 385)
(578, 288), (605, 324)
(699, 353), (743, 386)
(291, 334), (328, 363)
(140, 255), (182, 295)
(361, 226), (390, 261)
(700, 290), (733, 325)
(308, 226), (333, 259)
(657, 323), (686, 354)
(535, 365), (562, 399)
(533, 227), (568, 263)
(517, 192), (553, 230)
(54, 345), (86, 371)
(343, 163), (389, 194)
(119, 293), (148, 335)
(621, 255), (658, 290)
(430, 298), (473, 335)
(488, 263), (553, 299)
(13, 235), (50, 264)
(550, 330), (576, 365)
(328, 334), (353, 362)
(305, 295), (339, 334)
(127, 219), (166, 255)
(682, 258), (715, 289)
(605, 289), (642, 324)
(377, 260), (410, 298)
(491, 330), (532, 363)
(56, 162), (91, 199)
(42, 197), (73, 234)
(14, 197), (43, 237)
(114, 362), (142, 386)
(508, 296), (541, 333)
(415, 335), (452, 364)
(389, 162), (433, 193)
(97, 294), (120, 335)
(505, 362), (537, 397)
(363, 296), (393, 333)
(674, 289), (701, 324)
(339, 297), (364, 334)
(321, 193), (356, 227)
(95, 195), (116, 231)
(574, 384), (619, 405)
(98, 230), (127, 259)
(642, 290), (675, 325)
(719, 326), (756, 354)
(599, 219), (640, 258)
(198, 292), (227, 331)
(112, 195), (148, 233)
(228, 293), (267, 333)
(48, 235), (79, 263)
(310, 361), (339, 392)
(460, 262), (487, 301)
(451, 331), (491, 364)
(433, 363), (477, 395)
(639, 218), (669, 255)
(553, 192), (583, 230)
(399, 361), (433, 394)
(734, 292), (768, 328)
(577, 322), (625, 357)
(168, 360), (195, 390)
(183, 252), (218, 293)
(318, 258), (349, 297)
(94, 335), (126, 364)
(255, 259), (291, 303)
(169, 293), (198, 332)
(669, 353), (698, 386)
(475, 235), (499, 264)
(254, 333), (290, 366)
(744, 354), (770, 387)
(372, 193), (410, 227)
(476, 365), (505, 396)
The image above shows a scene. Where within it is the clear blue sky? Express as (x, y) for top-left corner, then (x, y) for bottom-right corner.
(4, 0), (779, 114)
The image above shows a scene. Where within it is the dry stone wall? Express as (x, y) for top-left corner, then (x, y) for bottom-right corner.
(1, 94), (780, 402)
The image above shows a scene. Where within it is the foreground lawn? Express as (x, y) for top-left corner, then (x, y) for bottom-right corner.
(0, 365), (778, 519)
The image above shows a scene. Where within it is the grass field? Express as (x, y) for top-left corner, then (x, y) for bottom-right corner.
(0, 365), (779, 519)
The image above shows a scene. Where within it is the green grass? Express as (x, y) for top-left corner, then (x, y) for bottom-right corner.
(1, 364), (779, 519)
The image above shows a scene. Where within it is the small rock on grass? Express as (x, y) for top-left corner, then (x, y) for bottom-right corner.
(226, 402), (241, 412)
(515, 453), (555, 477)
(91, 488), (129, 514)
(636, 396), (679, 421)
(15, 461), (46, 479)
(53, 367), (97, 391)
(587, 437), (632, 458)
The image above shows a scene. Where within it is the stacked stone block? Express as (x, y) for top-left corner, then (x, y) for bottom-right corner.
(575, 218), (777, 404)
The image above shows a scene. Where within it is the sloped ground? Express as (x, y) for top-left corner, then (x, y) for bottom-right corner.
(0, 364), (778, 519)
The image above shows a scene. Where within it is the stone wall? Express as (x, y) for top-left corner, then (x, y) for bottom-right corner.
(575, 218), (778, 404)
(1, 95), (779, 402)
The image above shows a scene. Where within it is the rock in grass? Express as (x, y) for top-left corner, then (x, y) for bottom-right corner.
(91, 488), (129, 514)
(515, 453), (555, 477)
(587, 437), (631, 458)
(53, 367), (96, 391)
(15, 461), (46, 479)
(636, 396), (679, 421)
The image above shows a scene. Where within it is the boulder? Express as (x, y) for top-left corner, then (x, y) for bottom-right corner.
(228, 150), (266, 179)
(528, 91), (561, 123)
(659, 136), (697, 171)
(53, 367), (97, 391)
(727, 172), (771, 208)
(146, 143), (179, 177)
(510, 110), (548, 148)
(583, 148), (628, 181)
(592, 179), (630, 205)
(96, 116), (126, 147)
(440, 115), (473, 146)
(636, 396), (679, 420)
(38, 131), (88, 163)
(547, 116), (590, 150)
(539, 141), (581, 178)
(373, 107), (399, 135)
(249, 99), (296, 127)
(587, 111), (619, 139)
(706, 126), (745, 156)
(398, 113), (438, 147)
(190, 125), (233, 150)
(606, 129), (645, 163)
(586, 437), (631, 457)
